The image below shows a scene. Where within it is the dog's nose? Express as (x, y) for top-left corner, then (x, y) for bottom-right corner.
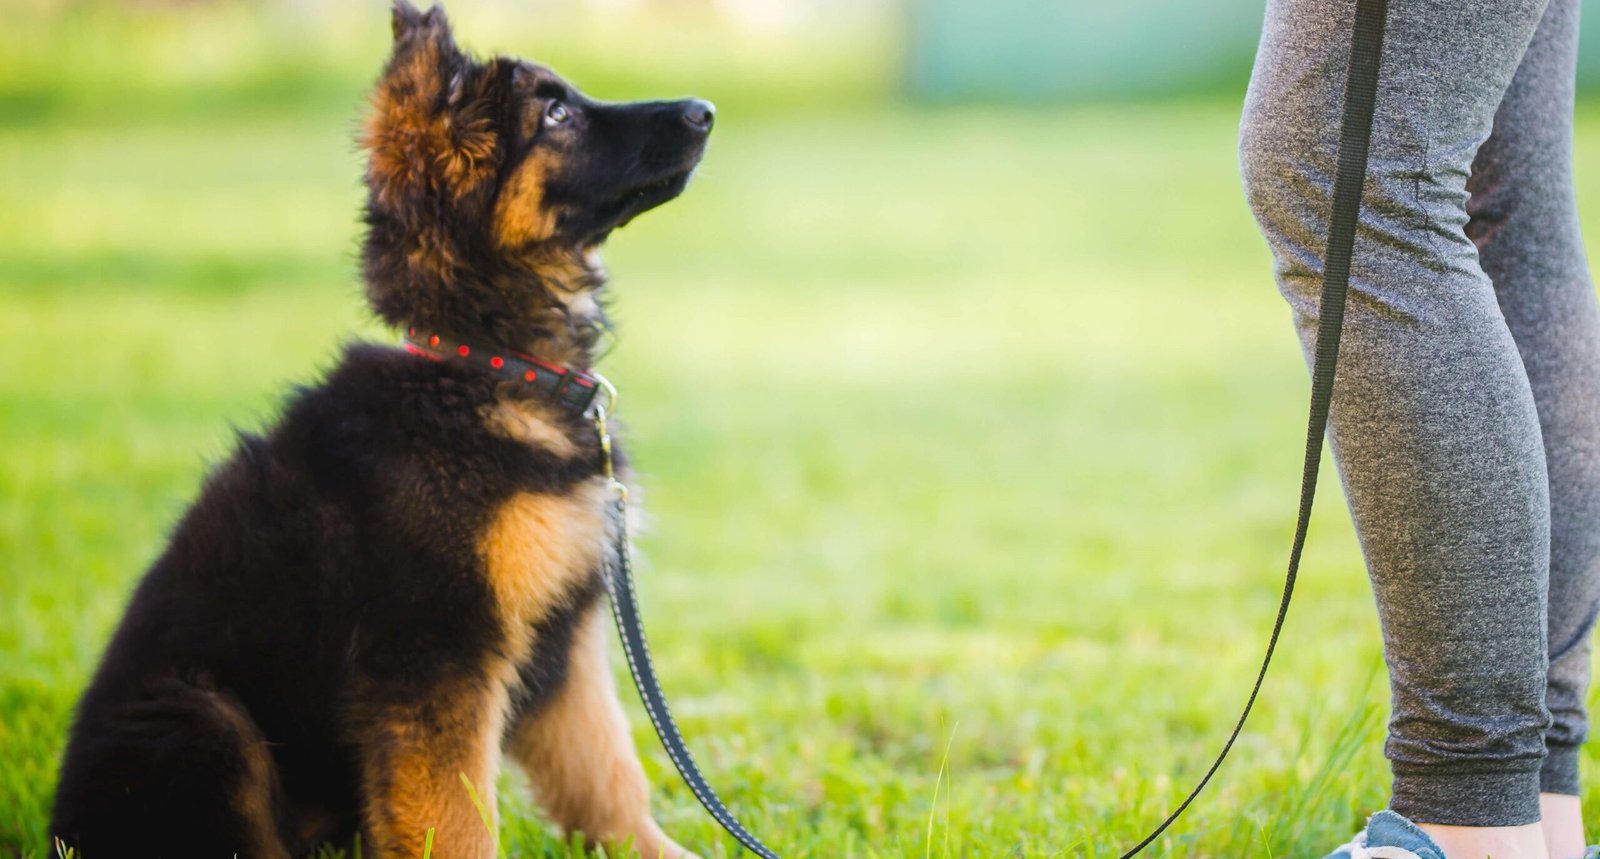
(681, 99), (715, 133)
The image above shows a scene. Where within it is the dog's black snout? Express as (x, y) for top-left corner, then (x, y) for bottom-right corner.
(681, 99), (715, 132)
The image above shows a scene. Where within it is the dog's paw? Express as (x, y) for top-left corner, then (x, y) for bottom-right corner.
(628, 823), (698, 859)
(656, 843), (700, 859)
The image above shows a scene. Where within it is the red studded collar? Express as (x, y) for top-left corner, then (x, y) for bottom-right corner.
(403, 329), (602, 413)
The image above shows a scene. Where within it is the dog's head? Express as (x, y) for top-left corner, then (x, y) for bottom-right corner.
(360, 2), (712, 359)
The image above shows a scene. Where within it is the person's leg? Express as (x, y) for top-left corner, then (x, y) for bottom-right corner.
(1240, 0), (1556, 843)
(1541, 793), (1588, 859)
(1466, 0), (1600, 855)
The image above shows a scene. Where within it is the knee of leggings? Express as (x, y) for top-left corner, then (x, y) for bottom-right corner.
(1238, 102), (1475, 312)
(1238, 107), (1289, 227)
(1238, 105), (1331, 301)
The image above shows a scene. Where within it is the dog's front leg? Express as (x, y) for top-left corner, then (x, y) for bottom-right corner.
(357, 682), (504, 859)
(506, 604), (697, 859)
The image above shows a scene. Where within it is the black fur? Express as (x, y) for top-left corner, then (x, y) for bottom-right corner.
(52, 350), (603, 856)
(49, 1), (710, 854)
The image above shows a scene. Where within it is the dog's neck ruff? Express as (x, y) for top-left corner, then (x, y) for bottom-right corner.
(403, 328), (601, 413)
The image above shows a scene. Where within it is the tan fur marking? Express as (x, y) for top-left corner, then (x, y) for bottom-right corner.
(405, 229), (461, 278)
(493, 152), (560, 248)
(507, 247), (607, 367)
(479, 483), (606, 665)
(556, 283), (602, 322)
(527, 247), (605, 295)
(481, 399), (579, 457)
(506, 606), (690, 858)
(361, 684), (504, 859)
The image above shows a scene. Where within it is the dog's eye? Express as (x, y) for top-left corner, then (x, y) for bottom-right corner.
(543, 101), (570, 127)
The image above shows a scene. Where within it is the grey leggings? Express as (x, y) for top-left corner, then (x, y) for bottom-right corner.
(1241, 0), (1600, 828)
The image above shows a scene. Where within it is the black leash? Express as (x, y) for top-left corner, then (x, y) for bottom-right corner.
(1115, 0), (1389, 852)
(598, 0), (1390, 853)
(592, 391), (782, 859)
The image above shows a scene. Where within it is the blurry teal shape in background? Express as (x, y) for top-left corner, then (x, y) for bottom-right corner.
(906, 0), (1600, 102)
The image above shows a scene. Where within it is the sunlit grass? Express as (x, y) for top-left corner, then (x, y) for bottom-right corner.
(5, 4), (1600, 857)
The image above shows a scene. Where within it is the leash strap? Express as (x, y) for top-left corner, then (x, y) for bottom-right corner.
(596, 398), (783, 859)
(603, 493), (781, 859)
(601, 1), (1390, 853)
(1117, 1), (1389, 854)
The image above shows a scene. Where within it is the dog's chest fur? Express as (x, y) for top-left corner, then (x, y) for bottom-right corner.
(481, 475), (607, 670)
(475, 395), (615, 703)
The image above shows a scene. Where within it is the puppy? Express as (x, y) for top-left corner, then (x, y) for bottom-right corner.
(50, 3), (710, 857)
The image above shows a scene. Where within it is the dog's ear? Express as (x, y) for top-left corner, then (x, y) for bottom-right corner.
(363, 1), (498, 215)
(391, 0), (426, 40)
(386, 2), (456, 81)
(392, 2), (452, 41)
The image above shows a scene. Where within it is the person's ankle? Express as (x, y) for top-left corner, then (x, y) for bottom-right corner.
(1416, 821), (1548, 859)
(1538, 792), (1586, 859)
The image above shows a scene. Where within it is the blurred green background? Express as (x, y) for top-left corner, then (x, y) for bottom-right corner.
(2, 1), (1598, 857)
(907, 0), (1600, 101)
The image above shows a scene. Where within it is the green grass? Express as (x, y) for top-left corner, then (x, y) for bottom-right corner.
(5, 4), (1600, 857)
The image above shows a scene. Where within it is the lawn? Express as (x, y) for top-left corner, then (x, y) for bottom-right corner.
(4, 4), (1600, 858)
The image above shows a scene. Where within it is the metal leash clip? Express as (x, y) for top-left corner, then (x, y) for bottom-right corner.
(588, 371), (628, 503)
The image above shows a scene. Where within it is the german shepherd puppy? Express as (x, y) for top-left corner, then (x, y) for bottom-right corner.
(50, 4), (708, 857)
